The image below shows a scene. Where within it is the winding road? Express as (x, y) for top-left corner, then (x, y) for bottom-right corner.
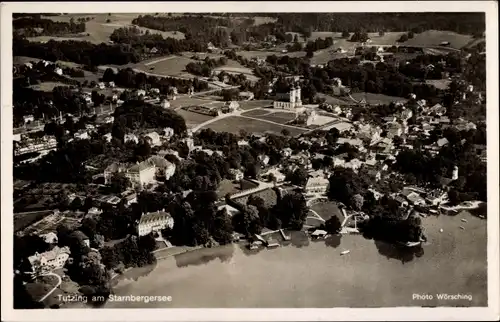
(38, 272), (62, 303)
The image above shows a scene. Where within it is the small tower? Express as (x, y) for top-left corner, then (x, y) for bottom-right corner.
(289, 86), (296, 104)
(295, 85), (302, 104)
(452, 166), (459, 181)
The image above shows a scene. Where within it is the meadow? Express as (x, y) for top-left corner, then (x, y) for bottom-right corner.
(201, 116), (306, 137)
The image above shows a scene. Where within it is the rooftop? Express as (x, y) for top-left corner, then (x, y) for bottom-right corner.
(139, 210), (172, 225)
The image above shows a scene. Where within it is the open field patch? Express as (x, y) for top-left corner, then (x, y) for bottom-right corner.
(247, 111), (297, 125)
(241, 109), (274, 117)
(350, 92), (407, 105)
(39, 13), (184, 44)
(201, 116), (306, 137)
(425, 79), (452, 90)
(236, 50), (306, 60)
(311, 201), (343, 222)
(216, 179), (258, 199)
(29, 82), (72, 92)
(175, 109), (214, 128)
(237, 100), (273, 110)
(134, 55), (196, 77)
(401, 30), (473, 49)
(233, 187), (278, 208)
(317, 93), (356, 106)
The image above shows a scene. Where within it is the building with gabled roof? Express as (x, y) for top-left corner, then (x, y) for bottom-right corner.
(28, 246), (71, 272)
(138, 210), (174, 237)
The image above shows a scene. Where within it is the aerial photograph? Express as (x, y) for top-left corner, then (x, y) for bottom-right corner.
(10, 10), (488, 310)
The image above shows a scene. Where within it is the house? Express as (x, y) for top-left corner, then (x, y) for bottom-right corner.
(158, 149), (181, 160)
(226, 101), (240, 111)
(365, 169), (381, 182)
(74, 130), (89, 140)
(122, 192), (138, 206)
(103, 133), (113, 142)
(104, 162), (128, 184)
(391, 194), (409, 207)
(426, 189), (448, 206)
(98, 82), (106, 90)
(436, 137), (449, 148)
(258, 155), (270, 166)
(96, 195), (122, 206)
(150, 47), (158, 54)
(150, 88), (160, 95)
(70, 230), (90, 248)
(402, 190), (426, 206)
(124, 133), (139, 144)
(138, 210), (174, 237)
(311, 229), (328, 239)
(263, 168), (286, 183)
(227, 168), (243, 181)
(304, 177), (330, 195)
(28, 246), (71, 272)
(147, 156), (176, 180)
(368, 188), (384, 200)
(39, 232), (58, 244)
(145, 131), (161, 147)
(87, 207), (103, 217)
(344, 158), (363, 171)
(23, 115), (34, 124)
(161, 99), (171, 109)
(429, 103), (446, 116)
(273, 85), (302, 110)
(24, 62), (33, 69)
(218, 204), (241, 218)
(281, 147), (293, 157)
(136, 89), (146, 97)
(108, 81), (115, 88)
(54, 67), (63, 75)
(162, 127), (175, 140)
(239, 91), (254, 100)
(400, 108), (413, 121)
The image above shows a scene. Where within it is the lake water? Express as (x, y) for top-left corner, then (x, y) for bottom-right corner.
(103, 211), (487, 308)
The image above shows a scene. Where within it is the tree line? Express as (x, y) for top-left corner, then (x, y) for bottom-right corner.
(13, 16), (86, 37)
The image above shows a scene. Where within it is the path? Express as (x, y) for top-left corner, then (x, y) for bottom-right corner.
(308, 209), (326, 223)
(38, 272), (62, 303)
(144, 56), (177, 66)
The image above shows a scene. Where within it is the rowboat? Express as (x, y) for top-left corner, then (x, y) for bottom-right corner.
(340, 250), (350, 255)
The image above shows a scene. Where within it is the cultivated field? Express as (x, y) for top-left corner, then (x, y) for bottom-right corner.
(317, 93), (356, 106)
(29, 82), (72, 92)
(133, 55), (196, 78)
(31, 13), (185, 44)
(350, 92), (407, 105)
(241, 109), (297, 124)
(402, 30), (473, 49)
(238, 100), (274, 110)
(175, 109), (214, 128)
(236, 50), (306, 60)
(310, 201), (343, 222)
(201, 116), (306, 137)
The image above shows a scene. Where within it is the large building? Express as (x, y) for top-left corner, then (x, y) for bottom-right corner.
(138, 210), (174, 236)
(28, 246), (71, 272)
(304, 176), (330, 195)
(273, 85), (303, 110)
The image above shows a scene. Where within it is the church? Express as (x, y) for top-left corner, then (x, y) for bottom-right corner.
(273, 85), (303, 110)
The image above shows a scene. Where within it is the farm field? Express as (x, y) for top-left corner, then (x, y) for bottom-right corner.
(175, 109), (214, 128)
(233, 187), (278, 208)
(235, 50), (306, 60)
(14, 210), (53, 232)
(33, 13), (185, 44)
(29, 82), (72, 92)
(238, 100), (274, 110)
(350, 92), (407, 105)
(133, 55), (196, 78)
(169, 97), (218, 109)
(401, 30), (473, 49)
(201, 116), (306, 137)
(317, 93), (356, 106)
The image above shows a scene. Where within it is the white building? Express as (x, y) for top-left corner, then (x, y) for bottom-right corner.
(104, 116), (114, 124)
(263, 168), (286, 183)
(138, 210), (174, 237)
(54, 67), (63, 76)
(162, 127), (175, 140)
(74, 130), (89, 140)
(103, 133), (113, 142)
(150, 88), (160, 95)
(98, 82), (106, 90)
(136, 89), (146, 97)
(281, 147), (293, 157)
(108, 81), (115, 88)
(126, 161), (157, 188)
(161, 99), (171, 109)
(124, 133), (139, 144)
(273, 86), (302, 110)
(39, 232), (58, 244)
(229, 168), (244, 181)
(304, 177), (330, 195)
(145, 131), (162, 147)
(28, 246), (71, 272)
(23, 115), (34, 124)
(258, 155), (270, 166)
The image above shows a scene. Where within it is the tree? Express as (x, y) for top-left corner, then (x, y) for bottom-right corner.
(341, 30), (350, 38)
(287, 167), (309, 186)
(398, 34), (409, 42)
(281, 129), (290, 136)
(324, 216), (342, 234)
(109, 172), (131, 193)
(351, 194), (364, 211)
(91, 234), (105, 249)
(69, 197), (83, 211)
(273, 192), (308, 230)
(102, 68), (116, 83)
(379, 30), (385, 36)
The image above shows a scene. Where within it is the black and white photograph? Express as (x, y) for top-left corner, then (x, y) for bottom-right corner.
(1, 1), (498, 321)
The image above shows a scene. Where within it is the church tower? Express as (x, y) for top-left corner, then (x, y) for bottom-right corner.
(295, 85), (302, 104)
(452, 166), (459, 180)
(289, 87), (296, 104)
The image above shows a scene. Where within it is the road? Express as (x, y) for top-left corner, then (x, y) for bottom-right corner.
(38, 272), (62, 303)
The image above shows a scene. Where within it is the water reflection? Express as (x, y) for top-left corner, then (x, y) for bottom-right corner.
(324, 234), (342, 248)
(374, 240), (424, 264)
(174, 244), (235, 268)
(112, 261), (158, 285)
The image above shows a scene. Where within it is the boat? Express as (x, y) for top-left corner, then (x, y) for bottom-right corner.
(340, 250), (350, 255)
(461, 218), (468, 223)
(459, 226), (466, 230)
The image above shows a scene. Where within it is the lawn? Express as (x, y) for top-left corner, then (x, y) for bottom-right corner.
(35, 13), (185, 45)
(216, 179), (258, 199)
(317, 93), (356, 106)
(133, 55), (196, 78)
(14, 210), (53, 232)
(238, 100), (274, 110)
(311, 201), (343, 222)
(401, 30), (473, 49)
(247, 111), (297, 125)
(236, 50), (306, 60)
(425, 79), (452, 90)
(29, 82), (72, 92)
(201, 116), (306, 137)
(233, 188), (278, 208)
(241, 108), (274, 117)
(350, 92), (407, 105)
(175, 109), (214, 128)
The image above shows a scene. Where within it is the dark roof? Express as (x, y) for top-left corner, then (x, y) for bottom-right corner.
(70, 230), (89, 241)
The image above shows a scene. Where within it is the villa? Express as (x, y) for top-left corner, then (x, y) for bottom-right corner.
(304, 177), (330, 195)
(138, 210), (174, 237)
(28, 246), (71, 272)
